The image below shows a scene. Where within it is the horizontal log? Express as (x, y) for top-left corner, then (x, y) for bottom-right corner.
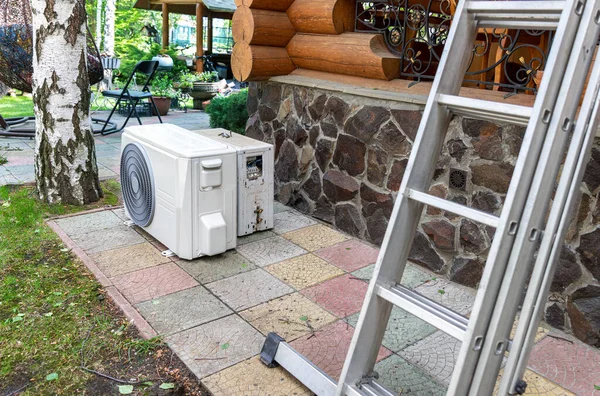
(232, 7), (295, 46)
(287, 33), (401, 80)
(287, 0), (354, 34)
(234, 0), (294, 12)
(232, 42), (296, 81)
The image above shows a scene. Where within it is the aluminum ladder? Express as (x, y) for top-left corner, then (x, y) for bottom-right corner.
(258, 1), (600, 395)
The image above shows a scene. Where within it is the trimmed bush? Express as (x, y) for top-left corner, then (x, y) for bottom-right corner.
(204, 90), (248, 135)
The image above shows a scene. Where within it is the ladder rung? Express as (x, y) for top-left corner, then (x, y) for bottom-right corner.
(376, 284), (468, 341)
(406, 189), (500, 228)
(437, 94), (532, 126)
(467, 1), (564, 30)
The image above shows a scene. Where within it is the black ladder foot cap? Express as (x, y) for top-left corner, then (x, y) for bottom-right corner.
(260, 332), (285, 368)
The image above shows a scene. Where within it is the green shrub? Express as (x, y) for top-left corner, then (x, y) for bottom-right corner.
(205, 90), (249, 135)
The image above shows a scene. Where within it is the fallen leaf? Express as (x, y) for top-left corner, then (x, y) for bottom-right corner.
(46, 373), (58, 381)
(159, 383), (175, 390)
(118, 385), (134, 394)
(299, 315), (308, 321)
(220, 342), (230, 350)
(44, 312), (53, 317)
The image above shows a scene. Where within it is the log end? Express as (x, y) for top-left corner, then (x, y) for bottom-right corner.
(232, 42), (296, 81)
(232, 6), (254, 44)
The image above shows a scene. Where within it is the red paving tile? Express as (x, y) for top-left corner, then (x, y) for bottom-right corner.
(528, 336), (600, 396)
(315, 239), (379, 272)
(301, 274), (368, 317)
(290, 320), (391, 380)
(110, 263), (198, 304)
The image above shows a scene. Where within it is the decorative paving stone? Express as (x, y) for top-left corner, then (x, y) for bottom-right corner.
(206, 269), (294, 311)
(71, 225), (145, 254)
(273, 210), (317, 234)
(237, 230), (276, 245)
(91, 242), (170, 277)
(351, 264), (375, 281)
(110, 263), (198, 304)
(203, 355), (311, 396)
(528, 336), (600, 395)
(301, 274), (369, 317)
(399, 331), (461, 385)
(414, 279), (476, 314)
(273, 201), (292, 214)
(350, 264), (433, 290)
(290, 320), (391, 380)
(284, 224), (349, 252)
(165, 314), (264, 379)
(55, 211), (123, 236)
(346, 306), (436, 352)
(236, 236), (307, 267)
(265, 254), (344, 290)
(315, 239), (379, 272)
(375, 354), (447, 395)
(240, 293), (337, 341)
(494, 369), (575, 396)
(136, 286), (232, 335)
(112, 208), (129, 221)
(177, 251), (256, 284)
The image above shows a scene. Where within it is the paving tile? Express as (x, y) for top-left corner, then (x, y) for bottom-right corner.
(315, 239), (379, 272)
(206, 269), (294, 311)
(237, 230), (276, 245)
(265, 254), (344, 290)
(236, 236), (307, 267)
(350, 263), (433, 289)
(289, 320), (391, 380)
(375, 354), (447, 395)
(112, 208), (129, 221)
(273, 210), (317, 234)
(510, 319), (549, 344)
(98, 164), (118, 179)
(414, 278), (476, 314)
(528, 336), (600, 395)
(5, 155), (34, 165)
(273, 201), (292, 214)
(91, 242), (170, 277)
(110, 263), (198, 304)
(136, 286), (232, 335)
(399, 331), (461, 385)
(301, 274), (368, 317)
(165, 314), (264, 379)
(0, 174), (19, 186)
(177, 251), (256, 284)
(7, 164), (34, 176)
(203, 355), (311, 396)
(70, 224), (145, 254)
(240, 293), (337, 341)
(95, 144), (120, 158)
(494, 369), (575, 395)
(346, 306), (436, 352)
(55, 211), (124, 236)
(283, 224), (348, 252)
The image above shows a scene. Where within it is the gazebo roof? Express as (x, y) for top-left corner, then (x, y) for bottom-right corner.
(134, 0), (236, 16)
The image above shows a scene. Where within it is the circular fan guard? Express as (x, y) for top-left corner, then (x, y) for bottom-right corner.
(121, 143), (155, 227)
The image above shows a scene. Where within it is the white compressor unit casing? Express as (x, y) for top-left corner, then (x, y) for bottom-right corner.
(120, 124), (237, 260)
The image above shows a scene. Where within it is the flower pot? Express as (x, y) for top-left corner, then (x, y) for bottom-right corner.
(190, 81), (218, 109)
(152, 97), (171, 116)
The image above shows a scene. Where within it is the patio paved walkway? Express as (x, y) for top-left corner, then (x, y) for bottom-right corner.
(0, 110), (210, 186)
(47, 204), (600, 395)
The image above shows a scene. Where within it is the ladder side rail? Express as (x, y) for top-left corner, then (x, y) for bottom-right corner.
(447, 1), (585, 394)
(467, 3), (600, 393)
(498, 39), (600, 396)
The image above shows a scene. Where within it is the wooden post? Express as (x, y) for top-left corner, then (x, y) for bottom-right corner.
(162, 3), (169, 48)
(207, 12), (214, 55)
(196, 3), (204, 72)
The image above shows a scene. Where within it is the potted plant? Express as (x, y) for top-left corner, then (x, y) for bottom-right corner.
(150, 73), (177, 116)
(176, 72), (196, 93)
(189, 71), (219, 109)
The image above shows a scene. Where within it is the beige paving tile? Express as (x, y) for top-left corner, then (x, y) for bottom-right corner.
(203, 355), (311, 396)
(265, 254), (344, 290)
(510, 320), (549, 344)
(283, 224), (349, 252)
(494, 369), (575, 395)
(240, 293), (337, 341)
(91, 242), (170, 277)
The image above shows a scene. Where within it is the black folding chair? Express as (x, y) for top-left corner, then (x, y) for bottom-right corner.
(97, 60), (163, 135)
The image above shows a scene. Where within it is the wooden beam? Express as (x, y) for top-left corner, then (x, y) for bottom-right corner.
(232, 41), (296, 81)
(208, 11), (214, 54)
(162, 3), (169, 48)
(196, 3), (204, 72)
(234, 0), (294, 12)
(287, 0), (354, 34)
(232, 7), (295, 46)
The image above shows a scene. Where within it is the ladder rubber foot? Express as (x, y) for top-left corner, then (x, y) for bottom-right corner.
(260, 332), (285, 368)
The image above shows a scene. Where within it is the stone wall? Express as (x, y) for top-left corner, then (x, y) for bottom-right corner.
(245, 80), (600, 348)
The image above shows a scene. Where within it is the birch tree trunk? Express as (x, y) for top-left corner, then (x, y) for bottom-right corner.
(96, 0), (103, 49)
(32, 0), (102, 205)
(102, 0), (116, 89)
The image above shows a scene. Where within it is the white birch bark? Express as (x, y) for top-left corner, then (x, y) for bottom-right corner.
(102, 0), (116, 89)
(32, 0), (102, 204)
(96, 0), (103, 49)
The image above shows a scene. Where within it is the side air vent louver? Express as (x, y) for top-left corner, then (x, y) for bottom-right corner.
(121, 143), (155, 227)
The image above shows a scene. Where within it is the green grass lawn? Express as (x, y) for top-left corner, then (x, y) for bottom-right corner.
(0, 95), (34, 118)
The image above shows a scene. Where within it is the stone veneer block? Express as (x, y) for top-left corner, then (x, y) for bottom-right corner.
(273, 210), (317, 234)
(70, 225), (145, 254)
(206, 269), (294, 311)
(91, 242), (170, 277)
(399, 331), (461, 386)
(414, 279), (476, 314)
(240, 293), (337, 341)
(265, 254), (344, 290)
(315, 239), (379, 272)
(236, 236), (307, 267)
(494, 369), (575, 396)
(289, 320), (391, 381)
(375, 354), (447, 395)
(165, 314), (264, 379)
(136, 286), (232, 335)
(346, 306), (436, 352)
(109, 263), (198, 304)
(527, 336), (600, 395)
(237, 230), (276, 245)
(177, 251), (256, 284)
(283, 224), (349, 252)
(203, 355), (311, 396)
(301, 274), (369, 317)
(55, 211), (123, 236)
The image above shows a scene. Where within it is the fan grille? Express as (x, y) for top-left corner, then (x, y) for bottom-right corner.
(121, 143), (155, 227)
